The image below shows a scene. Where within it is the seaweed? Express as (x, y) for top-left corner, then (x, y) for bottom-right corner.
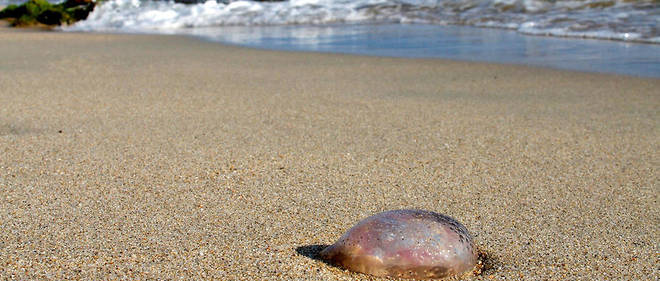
(0, 0), (95, 27)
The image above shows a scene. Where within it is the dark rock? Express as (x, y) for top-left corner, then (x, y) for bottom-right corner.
(0, 4), (27, 19)
(62, 0), (94, 8)
(36, 8), (62, 25)
(0, 0), (95, 26)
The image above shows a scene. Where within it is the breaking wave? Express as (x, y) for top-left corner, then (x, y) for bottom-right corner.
(62, 0), (660, 43)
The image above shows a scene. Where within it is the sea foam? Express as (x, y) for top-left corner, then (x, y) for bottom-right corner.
(63, 0), (659, 43)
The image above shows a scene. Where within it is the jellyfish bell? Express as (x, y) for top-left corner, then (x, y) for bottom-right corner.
(320, 209), (478, 279)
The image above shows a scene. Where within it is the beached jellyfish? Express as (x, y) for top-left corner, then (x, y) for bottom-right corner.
(320, 209), (477, 279)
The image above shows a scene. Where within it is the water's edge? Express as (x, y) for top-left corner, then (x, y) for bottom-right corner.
(179, 24), (660, 78)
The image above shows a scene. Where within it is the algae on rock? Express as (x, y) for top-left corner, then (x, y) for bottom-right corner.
(0, 0), (95, 27)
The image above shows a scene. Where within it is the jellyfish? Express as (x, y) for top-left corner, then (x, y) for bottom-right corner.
(320, 209), (477, 279)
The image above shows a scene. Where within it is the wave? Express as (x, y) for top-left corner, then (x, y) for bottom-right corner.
(63, 0), (660, 43)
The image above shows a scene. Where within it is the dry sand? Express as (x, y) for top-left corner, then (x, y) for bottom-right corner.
(0, 27), (658, 280)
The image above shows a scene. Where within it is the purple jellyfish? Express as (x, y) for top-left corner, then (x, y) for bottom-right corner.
(320, 209), (478, 279)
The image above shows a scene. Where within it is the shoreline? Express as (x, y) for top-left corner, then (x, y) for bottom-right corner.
(64, 24), (660, 78)
(198, 35), (659, 79)
(1, 27), (658, 280)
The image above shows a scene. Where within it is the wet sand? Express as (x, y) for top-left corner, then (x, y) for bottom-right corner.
(0, 27), (658, 280)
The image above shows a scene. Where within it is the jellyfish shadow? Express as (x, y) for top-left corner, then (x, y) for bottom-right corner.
(295, 244), (332, 265)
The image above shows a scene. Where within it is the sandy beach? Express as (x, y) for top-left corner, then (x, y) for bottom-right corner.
(0, 27), (658, 280)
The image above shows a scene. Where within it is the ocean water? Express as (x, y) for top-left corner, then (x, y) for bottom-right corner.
(2, 0), (659, 76)
(184, 24), (660, 77)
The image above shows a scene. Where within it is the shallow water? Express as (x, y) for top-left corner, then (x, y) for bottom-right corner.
(185, 24), (660, 77)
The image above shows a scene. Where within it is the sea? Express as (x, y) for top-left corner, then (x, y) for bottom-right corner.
(2, 0), (659, 77)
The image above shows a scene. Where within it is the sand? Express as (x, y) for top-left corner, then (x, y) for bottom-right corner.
(0, 26), (658, 280)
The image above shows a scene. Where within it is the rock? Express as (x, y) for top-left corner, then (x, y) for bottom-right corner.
(36, 8), (62, 25)
(0, 0), (95, 27)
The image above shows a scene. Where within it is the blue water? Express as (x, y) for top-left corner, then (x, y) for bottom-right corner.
(187, 24), (660, 78)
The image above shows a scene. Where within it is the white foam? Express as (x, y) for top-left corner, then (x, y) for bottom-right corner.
(64, 0), (660, 43)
